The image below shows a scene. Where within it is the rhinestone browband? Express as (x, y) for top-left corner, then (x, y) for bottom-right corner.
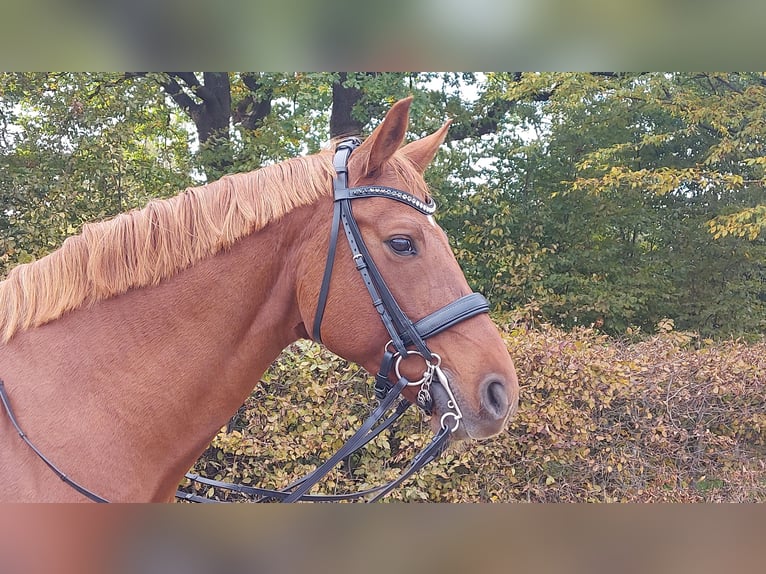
(335, 185), (437, 216)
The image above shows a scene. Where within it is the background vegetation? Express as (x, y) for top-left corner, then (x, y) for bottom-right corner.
(186, 324), (765, 502)
(1, 73), (764, 501)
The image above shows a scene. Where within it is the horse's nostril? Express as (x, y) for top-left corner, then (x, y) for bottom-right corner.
(482, 379), (509, 420)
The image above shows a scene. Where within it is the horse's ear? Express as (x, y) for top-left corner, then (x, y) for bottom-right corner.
(357, 97), (413, 176)
(400, 119), (452, 174)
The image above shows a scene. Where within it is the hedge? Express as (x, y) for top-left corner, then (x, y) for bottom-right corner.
(183, 322), (765, 502)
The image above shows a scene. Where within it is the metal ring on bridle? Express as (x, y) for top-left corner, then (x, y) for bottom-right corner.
(394, 351), (441, 387)
(440, 411), (461, 433)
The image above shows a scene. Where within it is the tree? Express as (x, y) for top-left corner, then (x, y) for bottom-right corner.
(0, 72), (194, 272)
(125, 72), (498, 180)
(432, 72), (766, 336)
(2, 72), (765, 337)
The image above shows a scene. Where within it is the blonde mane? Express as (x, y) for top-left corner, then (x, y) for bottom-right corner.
(0, 147), (431, 343)
(0, 152), (339, 342)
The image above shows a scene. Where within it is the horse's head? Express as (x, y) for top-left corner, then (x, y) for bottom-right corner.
(297, 97), (518, 440)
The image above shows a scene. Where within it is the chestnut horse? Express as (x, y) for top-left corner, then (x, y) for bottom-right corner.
(0, 97), (518, 502)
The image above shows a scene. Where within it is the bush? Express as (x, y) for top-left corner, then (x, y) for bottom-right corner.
(184, 323), (766, 502)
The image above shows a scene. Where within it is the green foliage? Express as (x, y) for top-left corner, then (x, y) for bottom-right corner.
(4, 72), (766, 336)
(186, 323), (766, 502)
(433, 72), (766, 338)
(227, 72), (334, 169)
(0, 73), (193, 274)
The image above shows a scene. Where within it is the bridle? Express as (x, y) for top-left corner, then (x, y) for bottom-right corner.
(182, 138), (491, 502)
(0, 138), (491, 503)
(311, 137), (489, 430)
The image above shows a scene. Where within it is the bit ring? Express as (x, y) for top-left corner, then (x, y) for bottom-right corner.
(394, 351), (441, 387)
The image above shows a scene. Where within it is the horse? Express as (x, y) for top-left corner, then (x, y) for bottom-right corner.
(0, 96), (519, 502)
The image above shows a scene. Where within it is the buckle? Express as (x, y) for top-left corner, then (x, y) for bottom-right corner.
(374, 374), (394, 401)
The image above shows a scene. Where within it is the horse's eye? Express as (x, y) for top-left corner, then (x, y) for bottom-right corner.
(388, 236), (416, 255)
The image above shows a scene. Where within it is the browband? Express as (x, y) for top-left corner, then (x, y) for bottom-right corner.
(334, 186), (437, 215)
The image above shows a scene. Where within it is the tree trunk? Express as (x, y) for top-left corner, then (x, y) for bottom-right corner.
(155, 72), (233, 182)
(330, 73), (366, 138)
(189, 73), (231, 181)
(190, 73), (231, 146)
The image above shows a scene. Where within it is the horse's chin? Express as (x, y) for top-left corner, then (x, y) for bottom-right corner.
(441, 419), (470, 441)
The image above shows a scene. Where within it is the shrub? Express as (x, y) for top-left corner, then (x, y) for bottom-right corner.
(185, 323), (766, 502)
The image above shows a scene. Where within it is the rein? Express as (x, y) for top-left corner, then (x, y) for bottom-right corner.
(0, 378), (108, 503)
(182, 138), (490, 502)
(0, 138), (490, 503)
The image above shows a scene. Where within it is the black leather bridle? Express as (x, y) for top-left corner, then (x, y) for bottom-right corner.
(181, 138), (493, 502)
(1, 138), (492, 503)
(312, 137), (489, 370)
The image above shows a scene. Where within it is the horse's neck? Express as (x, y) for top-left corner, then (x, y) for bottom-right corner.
(0, 213), (309, 501)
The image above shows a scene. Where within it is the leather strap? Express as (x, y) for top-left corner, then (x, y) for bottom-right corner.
(0, 379), (109, 503)
(334, 185), (436, 215)
(179, 421), (450, 503)
(281, 375), (409, 502)
(312, 138), (361, 344)
(368, 425), (451, 502)
(405, 293), (490, 346)
(180, 383), (413, 502)
(338, 199), (427, 357)
(312, 199), (342, 342)
(312, 139), (488, 360)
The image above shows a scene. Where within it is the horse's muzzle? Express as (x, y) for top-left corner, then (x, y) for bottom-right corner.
(431, 371), (518, 441)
